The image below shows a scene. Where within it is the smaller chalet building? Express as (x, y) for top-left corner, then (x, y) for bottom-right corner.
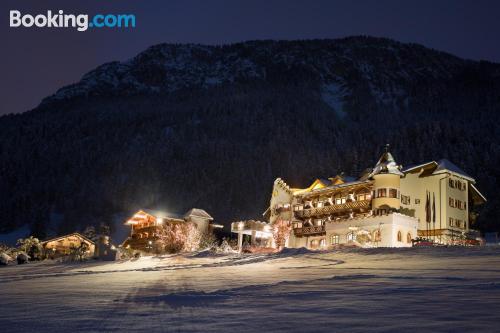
(123, 208), (222, 252)
(41, 232), (95, 257)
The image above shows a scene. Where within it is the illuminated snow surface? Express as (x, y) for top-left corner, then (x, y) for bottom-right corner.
(1, 247), (499, 332)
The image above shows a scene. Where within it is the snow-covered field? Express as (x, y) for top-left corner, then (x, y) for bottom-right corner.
(1, 247), (499, 332)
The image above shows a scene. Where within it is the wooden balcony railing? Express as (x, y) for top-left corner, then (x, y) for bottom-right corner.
(294, 200), (371, 218)
(294, 225), (325, 237)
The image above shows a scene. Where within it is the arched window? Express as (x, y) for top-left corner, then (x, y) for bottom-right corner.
(347, 232), (356, 243)
(319, 239), (326, 247)
(397, 231), (402, 242)
(407, 233), (412, 243)
(330, 234), (340, 245)
(310, 239), (319, 249)
(373, 230), (381, 242)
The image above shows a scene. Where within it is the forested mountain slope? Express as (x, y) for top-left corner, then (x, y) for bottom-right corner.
(1, 37), (499, 237)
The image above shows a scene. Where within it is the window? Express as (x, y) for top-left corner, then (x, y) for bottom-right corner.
(449, 197), (455, 207)
(357, 194), (365, 201)
(330, 234), (340, 245)
(346, 232), (356, 242)
(335, 198), (341, 205)
(397, 231), (402, 242)
(389, 188), (398, 198)
(373, 230), (381, 242)
(407, 233), (412, 243)
(415, 199), (420, 204)
(401, 195), (410, 205)
(377, 188), (387, 198)
(310, 239), (319, 248)
(449, 179), (455, 188)
(319, 239), (326, 247)
(449, 217), (454, 227)
(294, 205), (303, 211)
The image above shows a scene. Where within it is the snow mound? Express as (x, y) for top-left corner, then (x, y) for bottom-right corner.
(0, 253), (13, 265)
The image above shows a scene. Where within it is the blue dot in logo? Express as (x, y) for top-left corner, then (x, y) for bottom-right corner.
(89, 22), (94, 27)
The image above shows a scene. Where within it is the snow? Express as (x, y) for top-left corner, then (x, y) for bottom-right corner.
(321, 83), (348, 119)
(0, 247), (499, 332)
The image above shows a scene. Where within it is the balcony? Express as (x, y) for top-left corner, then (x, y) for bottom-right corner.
(294, 200), (371, 218)
(294, 225), (325, 237)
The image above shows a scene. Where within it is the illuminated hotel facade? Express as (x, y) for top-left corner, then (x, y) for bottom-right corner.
(265, 147), (486, 249)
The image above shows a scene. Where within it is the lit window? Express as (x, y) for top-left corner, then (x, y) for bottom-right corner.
(377, 188), (387, 198)
(347, 232), (356, 242)
(319, 239), (326, 247)
(330, 234), (340, 245)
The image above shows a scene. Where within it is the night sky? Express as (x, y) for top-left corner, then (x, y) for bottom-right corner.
(1, 0), (499, 116)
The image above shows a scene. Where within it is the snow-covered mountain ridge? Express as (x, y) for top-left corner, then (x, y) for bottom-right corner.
(43, 37), (488, 110)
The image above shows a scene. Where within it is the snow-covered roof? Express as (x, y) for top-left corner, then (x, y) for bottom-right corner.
(433, 159), (472, 179)
(369, 149), (404, 177)
(41, 232), (95, 245)
(184, 208), (214, 221)
(142, 209), (184, 220)
(402, 159), (473, 181)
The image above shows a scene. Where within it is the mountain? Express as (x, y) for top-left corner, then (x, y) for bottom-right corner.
(1, 36), (499, 238)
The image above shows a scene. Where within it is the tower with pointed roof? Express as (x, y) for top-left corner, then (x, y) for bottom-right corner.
(370, 144), (403, 214)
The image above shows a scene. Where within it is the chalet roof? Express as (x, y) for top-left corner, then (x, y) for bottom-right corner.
(41, 232), (95, 245)
(469, 183), (487, 204)
(369, 149), (404, 177)
(402, 159), (473, 181)
(142, 209), (184, 220)
(184, 208), (214, 220)
(300, 179), (372, 198)
(434, 159), (471, 178)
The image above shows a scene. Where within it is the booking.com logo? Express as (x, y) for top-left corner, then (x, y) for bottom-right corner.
(9, 10), (136, 32)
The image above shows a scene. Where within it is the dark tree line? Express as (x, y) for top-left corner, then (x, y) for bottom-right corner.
(0, 37), (499, 237)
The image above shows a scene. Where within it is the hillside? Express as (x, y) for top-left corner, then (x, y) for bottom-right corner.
(0, 36), (499, 237)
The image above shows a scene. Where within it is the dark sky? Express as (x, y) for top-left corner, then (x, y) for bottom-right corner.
(1, 0), (499, 116)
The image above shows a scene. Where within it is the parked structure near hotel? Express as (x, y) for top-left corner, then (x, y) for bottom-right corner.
(243, 146), (486, 249)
